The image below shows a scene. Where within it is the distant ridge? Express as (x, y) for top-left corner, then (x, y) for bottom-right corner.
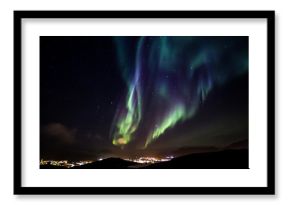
(225, 139), (248, 150)
(72, 157), (138, 169)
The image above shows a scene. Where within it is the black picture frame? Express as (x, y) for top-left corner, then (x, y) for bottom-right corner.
(14, 10), (275, 195)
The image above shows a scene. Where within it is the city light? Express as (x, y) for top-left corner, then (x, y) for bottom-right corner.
(40, 159), (93, 168)
(124, 156), (174, 164)
(40, 156), (174, 168)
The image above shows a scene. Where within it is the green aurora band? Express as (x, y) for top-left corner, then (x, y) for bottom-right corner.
(111, 37), (144, 146)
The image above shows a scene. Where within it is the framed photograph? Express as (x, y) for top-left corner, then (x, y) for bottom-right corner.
(14, 10), (275, 195)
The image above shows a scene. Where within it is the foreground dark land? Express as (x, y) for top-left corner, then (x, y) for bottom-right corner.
(40, 149), (248, 169)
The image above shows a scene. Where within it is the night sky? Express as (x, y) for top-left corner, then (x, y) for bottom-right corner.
(40, 36), (248, 160)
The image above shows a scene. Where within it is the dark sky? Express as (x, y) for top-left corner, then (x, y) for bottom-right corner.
(40, 36), (248, 160)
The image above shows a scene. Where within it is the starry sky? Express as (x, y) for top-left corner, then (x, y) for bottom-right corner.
(40, 36), (248, 160)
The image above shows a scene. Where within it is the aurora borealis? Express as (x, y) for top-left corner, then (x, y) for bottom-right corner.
(110, 36), (248, 148)
(40, 36), (248, 161)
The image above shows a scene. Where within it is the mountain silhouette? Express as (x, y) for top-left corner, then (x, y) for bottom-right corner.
(41, 148), (248, 169)
(143, 149), (248, 169)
